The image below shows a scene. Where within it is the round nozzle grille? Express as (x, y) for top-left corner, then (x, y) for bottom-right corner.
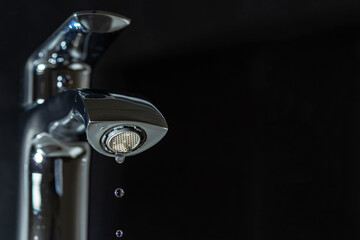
(107, 131), (141, 152)
(101, 126), (146, 154)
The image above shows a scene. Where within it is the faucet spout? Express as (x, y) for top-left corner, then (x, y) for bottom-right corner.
(26, 89), (168, 158)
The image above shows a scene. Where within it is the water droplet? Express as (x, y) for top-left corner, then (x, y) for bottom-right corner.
(116, 230), (123, 238)
(114, 188), (124, 198)
(34, 236), (39, 240)
(115, 152), (125, 164)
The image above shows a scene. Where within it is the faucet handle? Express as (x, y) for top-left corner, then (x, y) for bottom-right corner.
(23, 11), (131, 107)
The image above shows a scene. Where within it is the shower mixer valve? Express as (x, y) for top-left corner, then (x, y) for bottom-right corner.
(18, 11), (168, 240)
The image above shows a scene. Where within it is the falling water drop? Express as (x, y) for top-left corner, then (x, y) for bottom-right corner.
(115, 152), (125, 164)
(116, 229), (123, 238)
(114, 188), (124, 198)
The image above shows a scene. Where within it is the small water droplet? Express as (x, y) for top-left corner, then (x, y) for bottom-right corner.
(114, 188), (124, 198)
(34, 235), (39, 240)
(116, 230), (123, 238)
(115, 152), (125, 164)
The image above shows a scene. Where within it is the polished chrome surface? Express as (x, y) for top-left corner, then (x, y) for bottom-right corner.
(23, 10), (130, 107)
(19, 11), (168, 240)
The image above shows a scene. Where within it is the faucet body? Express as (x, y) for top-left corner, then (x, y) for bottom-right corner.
(18, 11), (167, 240)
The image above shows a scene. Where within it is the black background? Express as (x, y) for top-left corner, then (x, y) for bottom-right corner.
(2, 1), (360, 239)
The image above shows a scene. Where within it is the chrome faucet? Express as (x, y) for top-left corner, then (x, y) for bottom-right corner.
(18, 11), (168, 240)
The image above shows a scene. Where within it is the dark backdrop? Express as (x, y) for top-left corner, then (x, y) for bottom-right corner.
(2, 1), (360, 239)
